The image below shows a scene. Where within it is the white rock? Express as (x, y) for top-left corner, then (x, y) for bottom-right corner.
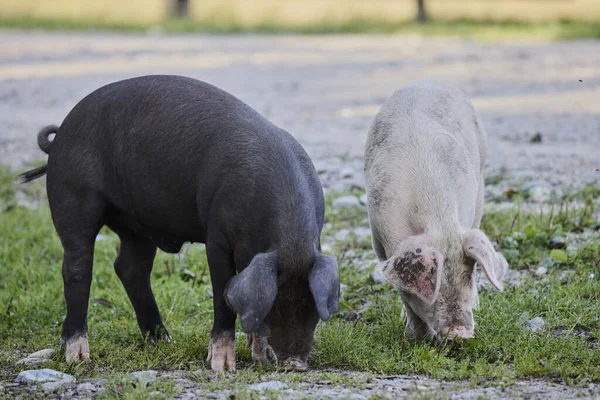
(130, 370), (157, 386)
(335, 229), (350, 241)
(332, 195), (361, 209)
(16, 369), (75, 384)
(27, 349), (55, 359)
(344, 250), (356, 258)
(535, 266), (548, 276)
(42, 381), (70, 392)
(353, 226), (371, 239)
(340, 283), (348, 295)
(359, 193), (368, 205)
(77, 382), (96, 392)
(16, 348), (56, 366)
(359, 260), (376, 272)
(370, 268), (387, 284)
(526, 317), (545, 332)
(529, 186), (552, 203)
(340, 167), (355, 178)
(314, 161), (340, 175)
(249, 381), (287, 391)
(16, 358), (45, 367)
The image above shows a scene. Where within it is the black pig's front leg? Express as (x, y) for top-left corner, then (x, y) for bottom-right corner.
(206, 243), (237, 372)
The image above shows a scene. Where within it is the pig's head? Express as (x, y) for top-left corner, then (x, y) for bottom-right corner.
(224, 251), (339, 370)
(382, 229), (507, 342)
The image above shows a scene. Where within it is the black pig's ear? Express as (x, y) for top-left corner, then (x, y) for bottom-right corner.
(225, 252), (278, 333)
(309, 253), (340, 322)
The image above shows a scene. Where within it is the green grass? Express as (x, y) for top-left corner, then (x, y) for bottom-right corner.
(1, 15), (600, 41)
(1, 164), (600, 397)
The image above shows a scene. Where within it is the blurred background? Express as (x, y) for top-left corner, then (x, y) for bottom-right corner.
(0, 0), (599, 191)
(1, 0), (600, 37)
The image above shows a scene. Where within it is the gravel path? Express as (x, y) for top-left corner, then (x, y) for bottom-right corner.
(1, 30), (599, 186)
(1, 30), (599, 398)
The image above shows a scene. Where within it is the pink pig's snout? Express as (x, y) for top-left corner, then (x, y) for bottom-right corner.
(439, 326), (474, 341)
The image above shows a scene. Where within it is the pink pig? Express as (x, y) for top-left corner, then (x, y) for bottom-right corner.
(364, 80), (508, 341)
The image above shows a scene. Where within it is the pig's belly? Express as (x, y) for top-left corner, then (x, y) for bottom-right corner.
(105, 205), (205, 253)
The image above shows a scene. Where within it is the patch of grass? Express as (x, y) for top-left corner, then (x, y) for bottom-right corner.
(1, 165), (600, 394)
(0, 15), (148, 33)
(1, 15), (600, 41)
(97, 375), (180, 400)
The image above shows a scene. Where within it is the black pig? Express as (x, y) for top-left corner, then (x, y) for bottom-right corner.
(19, 75), (340, 372)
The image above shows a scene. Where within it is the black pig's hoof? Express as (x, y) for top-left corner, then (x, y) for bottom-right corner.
(247, 332), (276, 366)
(207, 336), (236, 372)
(145, 325), (171, 344)
(61, 335), (91, 363)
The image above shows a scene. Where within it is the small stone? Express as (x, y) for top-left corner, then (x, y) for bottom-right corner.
(77, 382), (96, 393)
(512, 232), (526, 241)
(535, 266), (548, 276)
(528, 186), (552, 203)
(314, 161), (340, 175)
(42, 381), (69, 392)
(530, 132), (543, 143)
(16, 369), (75, 384)
(549, 236), (567, 249)
(332, 195), (361, 209)
(181, 268), (196, 281)
(335, 229), (350, 241)
(504, 269), (522, 287)
(370, 268), (386, 284)
(340, 283), (348, 295)
(539, 256), (555, 269)
(130, 370), (157, 386)
(526, 317), (545, 332)
(249, 381), (287, 391)
(359, 193), (368, 205)
(27, 349), (55, 359)
(344, 250), (356, 259)
(16, 348), (56, 366)
(349, 394), (368, 400)
(340, 167), (354, 178)
(358, 301), (372, 314)
(353, 226), (371, 239)
(559, 270), (575, 283)
(91, 378), (107, 387)
(359, 260), (376, 272)
(16, 358), (44, 367)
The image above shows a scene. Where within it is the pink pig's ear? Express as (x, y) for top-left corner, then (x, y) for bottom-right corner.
(463, 229), (508, 291)
(382, 235), (444, 305)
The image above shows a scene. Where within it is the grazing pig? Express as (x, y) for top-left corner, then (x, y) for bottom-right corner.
(18, 75), (340, 372)
(364, 80), (508, 342)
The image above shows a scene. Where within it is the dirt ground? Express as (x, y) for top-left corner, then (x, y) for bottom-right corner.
(1, 30), (599, 398)
(1, 30), (599, 185)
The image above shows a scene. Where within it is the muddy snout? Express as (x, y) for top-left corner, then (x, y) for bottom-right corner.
(267, 337), (313, 372)
(246, 332), (309, 371)
(279, 357), (309, 372)
(437, 325), (474, 342)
